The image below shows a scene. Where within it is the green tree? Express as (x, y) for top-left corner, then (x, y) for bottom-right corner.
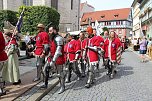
(18, 6), (60, 35)
(0, 10), (18, 31)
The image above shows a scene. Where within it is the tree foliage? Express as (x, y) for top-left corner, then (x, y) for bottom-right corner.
(19, 6), (60, 35)
(0, 10), (18, 31)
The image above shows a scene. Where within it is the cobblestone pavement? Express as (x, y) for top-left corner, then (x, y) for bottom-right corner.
(19, 57), (36, 75)
(41, 50), (152, 101)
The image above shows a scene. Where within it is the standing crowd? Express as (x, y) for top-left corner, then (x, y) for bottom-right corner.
(0, 24), (125, 96)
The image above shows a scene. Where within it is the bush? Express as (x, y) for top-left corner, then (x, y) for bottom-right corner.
(18, 6), (60, 35)
(0, 10), (18, 31)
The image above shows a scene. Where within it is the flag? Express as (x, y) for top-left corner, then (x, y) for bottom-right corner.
(95, 20), (103, 36)
(16, 9), (24, 33)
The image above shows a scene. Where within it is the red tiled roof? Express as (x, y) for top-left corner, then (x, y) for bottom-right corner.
(81, 8), (131, 25)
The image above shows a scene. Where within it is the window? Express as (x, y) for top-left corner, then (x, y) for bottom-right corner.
(51, 0), (58, 10)
(23, 0), (33, 6)
(116, 21), (120, 25)
(121, 21), (123, 25)
(114, 14), (119, 18)
(71, 0), (73, 10)
(108, 22), (111, 25)
(101, 15), (105, 19)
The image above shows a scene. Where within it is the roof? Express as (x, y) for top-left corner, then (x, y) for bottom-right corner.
(81, 8), (131, 25)
(80, 2), (95, 11)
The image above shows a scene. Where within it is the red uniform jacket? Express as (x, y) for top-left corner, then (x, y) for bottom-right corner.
(67, 39), (81, 62)
(34, 31), (49, 55)
(50, 39), (65, 65)
(0, 32), (8, 62)
(95, 36), (104, 48)
(102, 38), (119, 61)
(87, 36), (99, 63)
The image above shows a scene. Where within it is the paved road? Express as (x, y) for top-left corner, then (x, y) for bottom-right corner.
(19, 50), (36, 75)
(41, 50), (152, 101)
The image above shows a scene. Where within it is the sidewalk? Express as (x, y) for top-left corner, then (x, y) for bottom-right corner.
(0, 69), (40, 101)
(0, 51), (38, 101)
(128, 46), (152, 61)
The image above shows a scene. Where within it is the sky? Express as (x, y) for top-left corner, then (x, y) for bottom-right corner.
(81, 0), (134, 11)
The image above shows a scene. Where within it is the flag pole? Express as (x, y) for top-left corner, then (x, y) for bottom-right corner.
(7, 8), (25, 48)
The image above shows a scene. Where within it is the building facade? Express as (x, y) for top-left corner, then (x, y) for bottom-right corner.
(0, 0), (3, 9)
(23, 0), (33, 6)
(138, 0), (152, 38)
(33, 0), (80, 32)
(58, 0), (80, 32)
(80, 1), (95, 30)
(132, 0), (141, 39)
(81, 8), (133, 38)
(80, 1), (95, 18)
(2, 0), (23, 11)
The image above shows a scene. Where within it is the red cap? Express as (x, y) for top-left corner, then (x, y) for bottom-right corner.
(86, 26), (93, 35)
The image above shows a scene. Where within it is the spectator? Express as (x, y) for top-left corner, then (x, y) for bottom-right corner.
(147, 38), (152, 54)
(139, 36), (147, 62)
(24, 32), (31, 45)
(2, 32), (21, 85)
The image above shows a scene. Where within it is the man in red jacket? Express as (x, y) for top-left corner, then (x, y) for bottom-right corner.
(41, 26), (65, 94)
(0, 31), (8, 96)
(33, 24), (50, 82)
(79, 32), (87, 77)
(85, 26), (100, 88)
(102, 31), (120, 78)
(65, 32), (81, 83)
(93, 29), (104, 71)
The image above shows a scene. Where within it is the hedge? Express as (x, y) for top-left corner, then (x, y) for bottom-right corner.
(19, 6), (60, 35)
(0, 10), (18, 31)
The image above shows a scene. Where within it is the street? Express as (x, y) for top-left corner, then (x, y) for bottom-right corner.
(41, 50), (152, 101)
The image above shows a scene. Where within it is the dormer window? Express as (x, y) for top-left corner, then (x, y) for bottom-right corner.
(114, 14), (119, 18)
(82, 19), (86, 22)
(101, 15), (105, 18)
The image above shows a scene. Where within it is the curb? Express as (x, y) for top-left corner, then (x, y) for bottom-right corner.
(36, 79), (60, 101)
(12, 80), (42, 101)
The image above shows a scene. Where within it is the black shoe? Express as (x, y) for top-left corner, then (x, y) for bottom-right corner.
(40, 84), (48, 89)
(13, 79), (21, 85)
(33, 78), (40, 82)
(81, 73), (86, 78)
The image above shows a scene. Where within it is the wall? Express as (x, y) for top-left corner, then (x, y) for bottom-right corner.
(132, 2), (141, 38)
(3, 0), (23, 11)
(0, 0), (3, 10)
(80, 3), (95, 18)
(58, 0), (80, 32)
